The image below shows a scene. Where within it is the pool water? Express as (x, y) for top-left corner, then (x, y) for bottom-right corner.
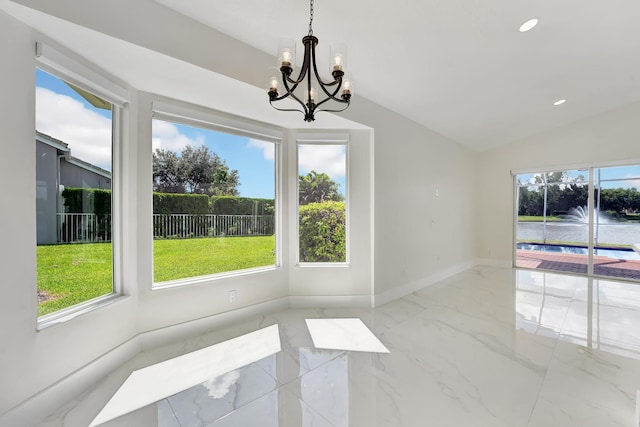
(517, 243), (640, 261)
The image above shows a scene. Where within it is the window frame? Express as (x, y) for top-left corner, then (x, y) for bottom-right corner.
(295, 133), (350, 267)
(151, 100), (283, 289)
(35, 42), (129, 330)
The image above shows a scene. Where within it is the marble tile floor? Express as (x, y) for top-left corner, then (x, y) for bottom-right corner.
(38, 266), (640, 426)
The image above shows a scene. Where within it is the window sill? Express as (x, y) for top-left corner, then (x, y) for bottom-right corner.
(296, 262), (351, 268)
(37, 293), (127, 331)
(152, 265), (279, 290)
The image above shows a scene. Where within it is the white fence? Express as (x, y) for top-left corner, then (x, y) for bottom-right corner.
(56, 213), (274, 242)
(153, 214), (274, 238)
(57, 213), (111, 243)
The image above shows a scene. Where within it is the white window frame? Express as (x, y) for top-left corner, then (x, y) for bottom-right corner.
(151, 100), (283, 289)
(296, 133), (350, 267)
(36, 42), (129, 329)
(512, 161), (640, 278)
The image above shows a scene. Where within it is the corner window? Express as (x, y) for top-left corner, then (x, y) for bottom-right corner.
(297, 139), (348, 264)
(151, 112), (278, 285)
(35, 67), (117, 318)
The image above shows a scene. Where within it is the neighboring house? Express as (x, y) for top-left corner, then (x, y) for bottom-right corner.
(36, 131), (111, 244)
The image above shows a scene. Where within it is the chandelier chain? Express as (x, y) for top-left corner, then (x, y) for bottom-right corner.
(308, 0), (314, 35)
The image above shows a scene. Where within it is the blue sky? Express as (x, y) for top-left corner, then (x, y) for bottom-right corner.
(36, 68), (346, 199)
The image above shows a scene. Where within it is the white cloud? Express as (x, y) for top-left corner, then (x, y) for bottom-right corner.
(152, 119), (204, 152)
(36, 87), (112, 170)
(247, 138), (275, 160)
(298, 144), (346, 178)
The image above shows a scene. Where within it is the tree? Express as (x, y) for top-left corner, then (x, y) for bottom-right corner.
(299, 171), (343, 205)
(153, 145), (240, 196)
(153, 149), (184, 193)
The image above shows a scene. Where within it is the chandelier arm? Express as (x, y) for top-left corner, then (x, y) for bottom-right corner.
(315, 99), (351, 115)
(317, 78), (342, 100)
(314, 93), (349, 110)
(269, 99), (305, 115)
(310, 45), (340, 89)
(281, 76), (310, 116)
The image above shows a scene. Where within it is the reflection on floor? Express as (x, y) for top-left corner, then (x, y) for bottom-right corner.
(39, 267), (640, 426)
(517, 249), (640, 280)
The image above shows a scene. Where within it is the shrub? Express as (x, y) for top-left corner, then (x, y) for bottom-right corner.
(299, 201), (346, 262)
(153, 192), (209, 214)
(210, 196), (274, 215)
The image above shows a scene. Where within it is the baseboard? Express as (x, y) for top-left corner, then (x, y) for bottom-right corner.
(373, 260), (475, 307)
(138, 297), (290, 351)
(289, 294), (373, 308)
(474, 258), (512, 269)
(0, 297), (290, 427)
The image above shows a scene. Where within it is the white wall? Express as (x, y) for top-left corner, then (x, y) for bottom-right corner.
(342, 98), (477, 303)
(476, 102), (640, 266)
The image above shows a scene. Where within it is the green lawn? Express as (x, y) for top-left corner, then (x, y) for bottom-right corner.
(37, 236), (275, 316)
(153, 236), (275, 282)
(37, 242), (113, 316)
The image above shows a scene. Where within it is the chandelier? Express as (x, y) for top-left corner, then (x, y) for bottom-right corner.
(267, 0), (352, 122)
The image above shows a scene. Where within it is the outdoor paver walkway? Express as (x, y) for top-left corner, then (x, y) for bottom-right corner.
(516, 249), (640, 280)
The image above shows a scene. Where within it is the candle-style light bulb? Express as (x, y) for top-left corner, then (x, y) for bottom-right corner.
(333, 55), (343, 71)
(281, 49), (292, 67)
(330, 44), (347, 73)
(341, 78), (352, 100)
(269, 77), (279, 91)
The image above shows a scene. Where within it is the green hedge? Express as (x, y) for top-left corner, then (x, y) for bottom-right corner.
(153, 192), (209, 214)
(299, 201), (346, 262)
(61, 190), (276, 216)
(61, 188), (111, 216)
(210, 196), (274, 215)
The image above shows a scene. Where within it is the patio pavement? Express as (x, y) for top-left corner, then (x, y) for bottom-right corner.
(516, 249), (640, 280)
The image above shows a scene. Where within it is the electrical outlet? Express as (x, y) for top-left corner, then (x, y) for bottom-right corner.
(229, 290), (236, 303)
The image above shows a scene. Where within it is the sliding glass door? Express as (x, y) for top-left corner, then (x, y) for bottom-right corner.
(515, 166), (640, 281)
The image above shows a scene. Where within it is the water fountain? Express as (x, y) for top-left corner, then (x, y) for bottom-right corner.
(564, 206), (613, 224)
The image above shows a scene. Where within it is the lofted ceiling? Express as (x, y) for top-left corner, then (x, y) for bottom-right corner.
(154, 0), (640, 151)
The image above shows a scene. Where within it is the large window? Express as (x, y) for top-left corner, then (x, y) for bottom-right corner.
(297, 140), (347, 264)
(515, 166), (640, 280)
(151, 115), (277, 285)
(35, 67), (117, 317)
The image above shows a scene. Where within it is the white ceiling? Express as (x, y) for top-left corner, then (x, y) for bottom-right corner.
(155, 0), (640, 151)
(3, 0), (640, 151)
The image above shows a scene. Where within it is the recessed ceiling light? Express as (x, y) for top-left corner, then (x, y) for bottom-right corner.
(519, 18), (539, 32)
(553, 99), (566, 106)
